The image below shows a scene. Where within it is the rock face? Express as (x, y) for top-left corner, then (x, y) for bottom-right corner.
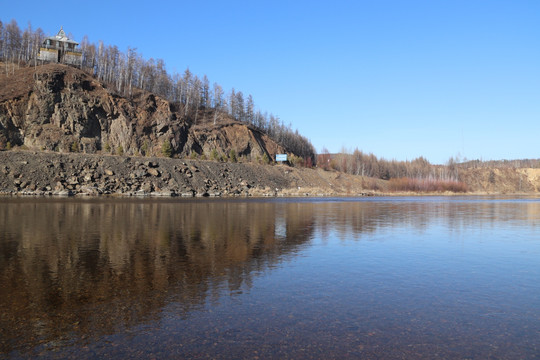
(0, 64), (286, 160)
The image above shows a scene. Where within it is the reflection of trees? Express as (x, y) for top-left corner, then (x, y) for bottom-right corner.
(1, 198), (538, 355)
(0, 199), (316, 355)
(311, 199), (540, 240)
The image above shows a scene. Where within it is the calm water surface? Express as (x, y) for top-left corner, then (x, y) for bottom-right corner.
(1, 197), (540, 359)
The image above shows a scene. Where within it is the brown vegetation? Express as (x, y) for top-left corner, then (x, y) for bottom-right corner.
(317, 148), (540, 194)
(388, 177), (468, 193)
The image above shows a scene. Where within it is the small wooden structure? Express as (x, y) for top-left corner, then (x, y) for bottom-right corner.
(38, 27), (82, 66)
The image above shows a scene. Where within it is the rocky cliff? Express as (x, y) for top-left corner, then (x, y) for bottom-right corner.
(0, 63), (286, 160)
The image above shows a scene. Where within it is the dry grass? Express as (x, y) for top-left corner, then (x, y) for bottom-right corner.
(388, 177), (468, 193)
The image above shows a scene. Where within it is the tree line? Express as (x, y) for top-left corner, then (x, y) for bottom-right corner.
(319, 147), (460, 181)
(319, 146), (540, 186)
(0, 19), (44, 71)
(0, 19), (316, 163)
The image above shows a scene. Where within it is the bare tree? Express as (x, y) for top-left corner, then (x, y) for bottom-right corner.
(212, 83), (224, 124)
(245, 94), (254, 125)
(182, 68), (192, 116)
(228, 88), (237, 118)
(235, 90), (245, 121)
(192, 76), (202, 123)
(5, 19), (21, 72)
(201, 75), (211, 108)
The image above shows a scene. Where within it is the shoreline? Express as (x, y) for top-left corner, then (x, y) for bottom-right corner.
(1, 150), (538, 198)
(1, 187), (536, 199)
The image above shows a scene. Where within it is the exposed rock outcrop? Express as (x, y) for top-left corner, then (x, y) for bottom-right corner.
(0, 64), (286, 160)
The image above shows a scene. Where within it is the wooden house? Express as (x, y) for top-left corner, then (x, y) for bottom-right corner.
(38, 27), (82, 66)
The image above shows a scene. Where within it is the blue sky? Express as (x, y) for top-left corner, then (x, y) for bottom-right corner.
(4, 0), (539, 164)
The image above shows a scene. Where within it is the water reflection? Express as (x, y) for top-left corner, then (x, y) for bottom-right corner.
(0, 197), (539, 358)
(0, 199), (318, 355)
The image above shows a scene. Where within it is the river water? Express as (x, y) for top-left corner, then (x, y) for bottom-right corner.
(1, 197), (540, 359)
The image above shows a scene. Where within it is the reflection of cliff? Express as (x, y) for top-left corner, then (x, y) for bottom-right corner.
(0, 199), (316, 355)
(1, 198), (539, 355)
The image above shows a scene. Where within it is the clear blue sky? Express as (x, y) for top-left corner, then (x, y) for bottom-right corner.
(4, 0), (540, 164)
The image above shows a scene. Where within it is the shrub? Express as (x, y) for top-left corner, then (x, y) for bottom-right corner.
(489, 171), (496, 184)
(70, 140), (79, 153)
(161, 140), (172, 157)
(289, 154), (303, 167)
(262, 153), (270, 164)
(229, 149), (237, 163)
(211, 149), (219, 161)
(116, 145), (124, 156)
(318, 148), (331, 170)
(104, 142), (111, 153)
(141, 141), (149, 156)
(6, 142), (11, 151)
(388, 177), (468, 193)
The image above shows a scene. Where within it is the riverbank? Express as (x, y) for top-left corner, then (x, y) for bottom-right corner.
(1, 151), (538, 197)
(0, 150), (381, 197)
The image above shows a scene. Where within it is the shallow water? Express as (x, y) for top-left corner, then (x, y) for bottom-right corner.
(1, 197), (540, 359)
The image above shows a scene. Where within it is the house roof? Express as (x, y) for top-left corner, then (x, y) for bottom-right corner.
(44, 26), (79, 45)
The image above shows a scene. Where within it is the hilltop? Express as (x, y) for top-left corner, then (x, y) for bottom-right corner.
(0, 63), (294, 162)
